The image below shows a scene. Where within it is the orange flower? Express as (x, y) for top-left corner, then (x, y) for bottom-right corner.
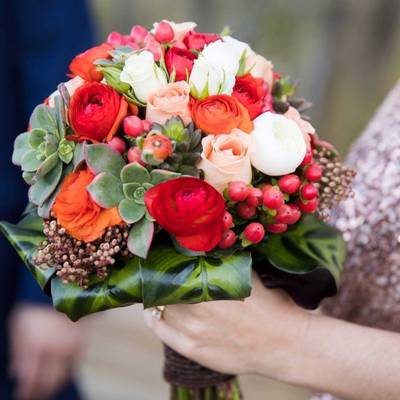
(191, 95), (253, 135)
(53, 170), (122, 242)
(69, 43), (112, 82)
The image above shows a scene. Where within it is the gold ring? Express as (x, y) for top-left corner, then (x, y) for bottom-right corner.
(151, 306), (166, 320)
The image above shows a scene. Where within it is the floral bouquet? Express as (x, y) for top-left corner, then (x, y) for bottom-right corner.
(1, 20), (355, 400)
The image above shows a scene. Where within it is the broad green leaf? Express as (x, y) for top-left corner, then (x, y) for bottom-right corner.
(118, 199), (146, 224)
(123, 182), (140, 199)
(120, 163), (150, 184)
(0, 211), (55, 289)
(51, 257), (143, 321)
(35, 153), (59, 179)
(29, 104), (58, 134)
(58, 138), (75, 164)
(29, 161), (63, 206)
(255, 214), (346, 288)
(86, 173), (124, 208)
(127, 219), (154, 258)
(12, 132), (31, 165)
(22, 171), (35, 185)
(44, 134), (58, 157)
(150, 169), (181, 185)
(73, 143), (85, 170)
(85, 144), (125, 177)
(28, 128), (46, 149)
(21, 150), (42, 172)
(54, 95), (66, 139)
(140, 246), (252, 308)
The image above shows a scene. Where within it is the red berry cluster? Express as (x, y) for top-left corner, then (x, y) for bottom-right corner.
(218, 149), (322, 250)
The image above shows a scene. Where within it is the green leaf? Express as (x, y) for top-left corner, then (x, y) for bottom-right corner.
(28, 128), (46, 149)
(51, 256), (143, 321)
(86, 173), (124, 208)
(127, 218), (154, 258)
(140, 246), (252, 308)
(29, 161), (63, 206)
(20, 150), (42, 172)
(34, 153), (59, 180)
(150, 169), (181, 185)
(0, 211), (55, 289)
(254, 214), (346, 288)
(44, 134), (59, 157)
(22, 171), (35, 185)
(118, 199), (146, 224)
(120, 163), (150, 184)
(123, 182), (140, 199)
(58, 138), (75, 164)
(85, 144), (125, 178)
(54, 95), (66, 139)
(73, 142), (85, 170)
(12, 132), (31, 165)
(29, 104), (58, 135)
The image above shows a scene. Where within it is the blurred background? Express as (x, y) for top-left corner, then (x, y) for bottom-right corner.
(1, 0), (400, 399)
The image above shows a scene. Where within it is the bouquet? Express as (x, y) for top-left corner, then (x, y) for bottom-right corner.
(1, 20), (355, 400)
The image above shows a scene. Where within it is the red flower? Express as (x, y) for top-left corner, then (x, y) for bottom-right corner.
(165, 46), (196, 81)
(183, 31), (220, 51)
(69, 43), (112, 82)
(69, 82), (128, 142)
(232, 74), (268, 119)
(144, 177), (225, 251)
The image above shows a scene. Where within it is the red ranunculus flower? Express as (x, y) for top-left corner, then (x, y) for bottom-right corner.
(69, 43), (112, 82)
(69, 82), (128, 142)
(165, 46), (196, 81)
(232, 74), (268, 119)
(183, 31), (220, 51)
(144, 177), (225, 251)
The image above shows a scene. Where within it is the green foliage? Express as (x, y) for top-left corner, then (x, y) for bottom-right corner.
(255, 214), (346, 288)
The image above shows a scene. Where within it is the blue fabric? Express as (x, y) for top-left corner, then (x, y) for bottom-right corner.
(0, 1), (93, 398)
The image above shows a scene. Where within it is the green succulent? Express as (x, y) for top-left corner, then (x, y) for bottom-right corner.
(151, 117), (203, 177)
(85, 144), (180, 258)
(12, 95), (77, 214)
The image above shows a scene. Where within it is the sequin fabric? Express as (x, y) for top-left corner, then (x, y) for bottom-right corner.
(312, 82), (400, 400)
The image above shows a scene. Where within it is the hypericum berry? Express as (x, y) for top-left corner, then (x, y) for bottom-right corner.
(305, 164), (322, 182)
(245, 188), (263, 207)
(227, 181), (250, 202)
(297, 198), (319, 213)
(286, 204), (302, 224)
(260, 183), (272, 193)
(127, 147), (145, 165)
(154, 21), (174, 43)
(266, 223), (288, 234)
(130, 25), (148, 44)
(301, 183), (318, 200)
(107, 137), (126, 154)
(142, 134), (173, 165)
(222, 211), (234, 230)
(142, 120), (152, 132)
(262, 187), (284, 209)
(237, 203), (257, 219)
(275, 204), (294, 224)
(278, 174), (301, 194)
(218, 230), (237, 249)
(243, 222), (265, 244)
(300, 149), (313, 166)
(123, 116), (144, 137)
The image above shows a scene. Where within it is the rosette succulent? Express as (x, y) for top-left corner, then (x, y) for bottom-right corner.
(12, 95), (77, 215)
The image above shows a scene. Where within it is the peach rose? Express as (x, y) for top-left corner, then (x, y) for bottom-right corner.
(285, 106), (315, 149)
(245, 53), (274, 89)
(145, 81), (192, 126)
(198, 129), (252, 192)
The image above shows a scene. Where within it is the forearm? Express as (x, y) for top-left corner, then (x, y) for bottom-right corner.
(273, 313), (400, 400)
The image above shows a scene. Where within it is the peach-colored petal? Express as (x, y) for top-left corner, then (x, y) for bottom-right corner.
(284, 106), (315, 149)
(245, 53), (274, 88)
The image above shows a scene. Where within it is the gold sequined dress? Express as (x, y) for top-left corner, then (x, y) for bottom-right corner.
(312, 82), (400, 400)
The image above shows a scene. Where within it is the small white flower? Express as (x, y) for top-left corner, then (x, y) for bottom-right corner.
(189, 40), (240, 98)
(120, 50), (167, 103)
(250, 112), (307, 176)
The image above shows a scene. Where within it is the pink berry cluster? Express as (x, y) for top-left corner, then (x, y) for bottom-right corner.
(218, 148), (322, 249)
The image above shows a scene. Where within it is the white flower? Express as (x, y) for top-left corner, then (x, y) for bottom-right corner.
(189, 40), (240, 98)
(120, 50), (167, 103)
(152, 20), (197, 41)
(250, 112), (307, 176)
(48, 76), (84, 107)
(223, 35), (252, 60)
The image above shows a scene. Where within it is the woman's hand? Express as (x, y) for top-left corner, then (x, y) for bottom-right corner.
(144, 273), (309, 378)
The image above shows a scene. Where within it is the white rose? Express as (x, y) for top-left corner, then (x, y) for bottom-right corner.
(223, 35), (252, 60)
(189, 40), (239, 98)
(152, 20), (197, 41)
(120, 50), (167, 103)
(250, 112), (307, 176)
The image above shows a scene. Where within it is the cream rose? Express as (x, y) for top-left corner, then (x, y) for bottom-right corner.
(285, 106), (315, 149)
(48, 76), (84, 107)
(250, 112), (307, 176)
(198, 129), (252, 192)
(146, 81), (192, 125)
(120, 50), (167, 103)
(245, 53), (274, 88)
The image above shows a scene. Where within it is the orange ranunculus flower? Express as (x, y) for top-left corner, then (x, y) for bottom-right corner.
(52, 169), (122, 242)
(69, 43), (112, 82)
(191, 94), (253, 135)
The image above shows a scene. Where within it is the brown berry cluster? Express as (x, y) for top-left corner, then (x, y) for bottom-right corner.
(33, 217), (129, 288)
(313, 145), (356, 220)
